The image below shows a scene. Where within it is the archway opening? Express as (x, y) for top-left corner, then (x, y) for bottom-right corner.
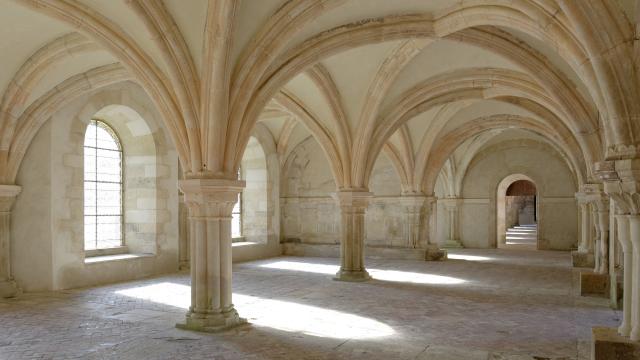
(496, 175), (538, 250)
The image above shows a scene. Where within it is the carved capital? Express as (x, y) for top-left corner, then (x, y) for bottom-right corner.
(576, 184), (608, 210)
(331, 190), (373, 211)
(600, 158), (640, 214)
(441, 197), (461, 210)
(178, 178), (245, 218)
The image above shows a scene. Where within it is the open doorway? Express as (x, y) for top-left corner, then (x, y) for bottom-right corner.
(496, 175), (538, 250)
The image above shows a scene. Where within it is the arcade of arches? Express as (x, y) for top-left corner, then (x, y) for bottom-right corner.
(0, 0), (639, 359)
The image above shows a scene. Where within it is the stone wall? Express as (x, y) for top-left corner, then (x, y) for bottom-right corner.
(459, 139), (578, 250)
(283, 135), (578, 251)
(12, 82), (179, 291)
(281, 136), (408, 247)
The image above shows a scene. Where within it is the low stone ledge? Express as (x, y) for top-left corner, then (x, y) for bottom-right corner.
(84, 253), (153, 264)
(592, 326), (640, 359)
(572, 250), (595, 268)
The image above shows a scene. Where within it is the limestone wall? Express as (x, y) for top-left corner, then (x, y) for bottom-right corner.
(283, 135), (578, 252)
(281, 137), (407, 247)
(459, 140), (578, 250)
(13, 82), (179, 291)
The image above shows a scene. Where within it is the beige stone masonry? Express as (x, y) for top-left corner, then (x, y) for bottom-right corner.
(441, 197), (463, 248)
(331, 190), (373, 282)
(0, 184), (20, 298)
(177, 178), (246, 332)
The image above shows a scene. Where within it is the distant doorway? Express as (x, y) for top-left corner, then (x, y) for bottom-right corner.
(497, 175), (538, 250)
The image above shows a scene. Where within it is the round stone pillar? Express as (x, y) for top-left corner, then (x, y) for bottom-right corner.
(332, 190), (372, 282)
(616, 215), (632, 336)
(597, 209), (610, 274)
(593, 206), (602, 272)
(628, 215), (640, 341)
(0, 185), (21, 298)
(177, 178), (246, 332)
(579, 203), (592, 252)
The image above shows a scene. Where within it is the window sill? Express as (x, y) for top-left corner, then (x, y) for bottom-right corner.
(84, 253), (153, 264)
(232, 241), (259, 247)
(85, 246), (129, 258)
(232, 236), (245, 243)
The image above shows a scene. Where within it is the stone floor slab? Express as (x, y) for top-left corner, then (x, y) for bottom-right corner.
(0, 249), (619, 359)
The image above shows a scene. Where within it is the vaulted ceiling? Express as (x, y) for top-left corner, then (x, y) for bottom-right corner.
(0, 0), (638, 193)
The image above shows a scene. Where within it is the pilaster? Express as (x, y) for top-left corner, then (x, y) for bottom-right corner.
(441, 197), (463, 248)
(580, 183), (609, 274)
(0, 184), (21, 298)
(176, 178), (246, 332)
(594, 159), (640, 343)
(331, 190), (372, 282)
(399, 194), (445, 261)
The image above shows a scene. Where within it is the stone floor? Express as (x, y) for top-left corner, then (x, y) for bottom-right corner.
(0, 249), (620, 359)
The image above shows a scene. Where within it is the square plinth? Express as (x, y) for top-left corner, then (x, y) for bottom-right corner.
(592, 326), (640, 359)
(581, 272), (609, 297)
(572, 250), (595, 268)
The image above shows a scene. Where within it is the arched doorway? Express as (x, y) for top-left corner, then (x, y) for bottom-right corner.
(496, 174), (539, 250)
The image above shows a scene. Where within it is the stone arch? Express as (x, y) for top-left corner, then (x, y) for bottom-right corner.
(88, 103), (161, 255)
(496, 174), (538, 249)
(12, 81), (179, 291)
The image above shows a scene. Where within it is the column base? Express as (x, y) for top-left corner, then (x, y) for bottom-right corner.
(572, 250), (595, 268)
(333, 269), (371, 282)
(176, 307), (247, 333)
(443, 239), (463, 248)
(592, 327), (640, 359)
(0, 279), (20, 298)
(425, 247), (447, 261)
(580, 271), (609, 297)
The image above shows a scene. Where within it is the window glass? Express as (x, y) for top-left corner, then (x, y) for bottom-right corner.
(84, 120), (123, 250)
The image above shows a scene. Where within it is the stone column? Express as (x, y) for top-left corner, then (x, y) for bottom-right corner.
(332, 190), (372, 282)
(0, 185), (20, 298)
(593, 204), (602, 272)
(401, 195), (425, 249)
(442, 198), (463, 248)
(630, 215), (640, 341)
(401, 195), (446, 261)
(579, 203), (592, 252)
(176, 178), (246, 332)
(178, 193), (190, 270)
(617, 215), (632, 336)
(597, 206), (610, 274)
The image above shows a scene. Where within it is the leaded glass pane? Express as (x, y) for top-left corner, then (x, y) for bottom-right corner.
(84, 120), (123, 250)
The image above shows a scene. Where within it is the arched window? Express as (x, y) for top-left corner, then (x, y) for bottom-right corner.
(232, 168), (242, 238)
(84, 120), (123, 250)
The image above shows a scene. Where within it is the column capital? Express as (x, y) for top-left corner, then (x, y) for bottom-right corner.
(178, 178), (245, 218)
(0, 185), (20, 212)
(576, 184), (609, 210)
(398, 194), (435, 207)
(598, 158), (640, 214)
(440, 197), (461, 210)
(331, 190), (373, 209)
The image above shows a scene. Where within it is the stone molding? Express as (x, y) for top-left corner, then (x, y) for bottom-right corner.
(179, 178), (245, 218)
(330, 190), (373, 211)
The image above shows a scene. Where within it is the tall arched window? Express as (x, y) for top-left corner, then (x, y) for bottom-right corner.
(84, 120), (123, 250)
(232, 168), (242, 238)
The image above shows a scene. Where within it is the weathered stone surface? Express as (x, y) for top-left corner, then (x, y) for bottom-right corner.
(581, 272), (610, 297)
(0, 249), (620, 359)
(573, 251), (595, 268)
(592, 327), (640, 360)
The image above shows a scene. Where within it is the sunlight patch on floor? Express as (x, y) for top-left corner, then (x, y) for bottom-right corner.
(447, 254), (492, 261)
(259, 261), (465, 284)
(115, 282), (395, 339)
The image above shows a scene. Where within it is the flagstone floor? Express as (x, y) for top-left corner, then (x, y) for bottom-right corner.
(0, 249), (619, 359)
